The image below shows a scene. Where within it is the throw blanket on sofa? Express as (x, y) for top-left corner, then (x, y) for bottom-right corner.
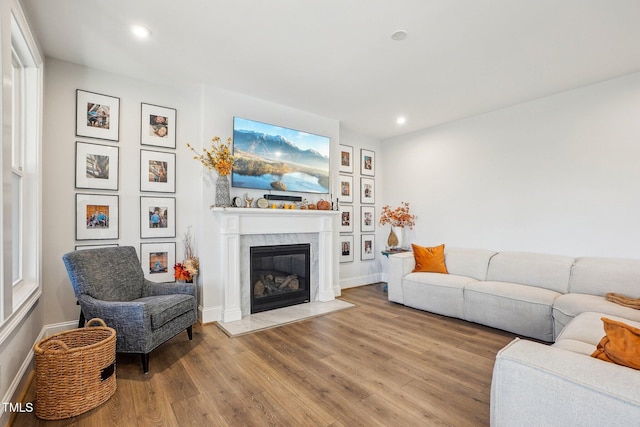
(605, 292), (640, 309)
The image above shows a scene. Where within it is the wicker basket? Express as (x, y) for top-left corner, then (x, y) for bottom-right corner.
(33, 318), (117, 420)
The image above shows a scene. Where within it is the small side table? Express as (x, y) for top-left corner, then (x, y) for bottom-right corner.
(381, 248), (411, 257)
(380, 248), (411, 291)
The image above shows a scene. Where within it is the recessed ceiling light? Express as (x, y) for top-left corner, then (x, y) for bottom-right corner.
(391, 30), (408, 41)
(397, 116), (407, 125)
(131, 24), (151, 39)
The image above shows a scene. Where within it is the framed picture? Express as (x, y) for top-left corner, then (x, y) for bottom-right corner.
(140, 196), (176, 238)
(76, 89), (120, 142)
(140, 149), (176, 193)
(361, 235), (375, 260)
(339, 205), (354, 233)
(76, 193), (119, 240)
(360, 177), (375, 204)
(141, 103), (177, 148)
(360, 149), (375, 176)
(339, 144), (354, 174)
(339, 174), (353, 204)
(361, 206), (375, 232)
(140, 242), (176, 282)
(75, 244), (119, 251)
(75, 141), (119, 190)
(340, 235), (354, 263)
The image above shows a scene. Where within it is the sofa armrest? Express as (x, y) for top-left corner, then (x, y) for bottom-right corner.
(491, 338), (640, 427)
(387, 252), (414, 304)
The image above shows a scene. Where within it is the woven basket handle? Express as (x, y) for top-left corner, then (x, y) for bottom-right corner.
(40, 339), (69, 352)
(86, 318), (107, 328)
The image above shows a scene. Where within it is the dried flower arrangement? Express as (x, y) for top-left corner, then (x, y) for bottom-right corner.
(187, 136), (234, 176)
(174, 226), (199, 282)
(379, 202), (416, 229)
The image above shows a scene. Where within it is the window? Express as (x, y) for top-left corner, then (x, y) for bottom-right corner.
(0, 1), (42, 335)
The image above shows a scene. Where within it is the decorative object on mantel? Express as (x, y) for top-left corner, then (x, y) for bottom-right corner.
(174, 226), (199, 283)
(187, 136), (234, 207)
(244, 193), (254, 208)
(379, 202), (416, 250)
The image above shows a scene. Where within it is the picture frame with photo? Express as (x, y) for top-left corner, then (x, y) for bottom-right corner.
(76, 89), (120, 142)
(75, 243), (119, 251)
(339, 144), (354, 174)
(360, 177), (375, 204)
(141, 103), (177, 149)
(339, 205), (354, 233)
(140, 242), (176, 283)
(140, 149), (176, 193)
(360, 149), (375, 176)
(361, 206), (375, 232)
(361, 234), (375, 260)
(76, 193), (119, 240)
(140, 196), (176, 238)
(339, 174), (354, 204)
(75, 141), (119, 190)
(339, 235), (354, 263)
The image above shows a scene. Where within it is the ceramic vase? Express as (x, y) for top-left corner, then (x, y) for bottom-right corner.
(215, 174), (231, 207)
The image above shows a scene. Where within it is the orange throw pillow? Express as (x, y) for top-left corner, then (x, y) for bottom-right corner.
(591, 317), (640, 370)
(411, 243), (448, 274)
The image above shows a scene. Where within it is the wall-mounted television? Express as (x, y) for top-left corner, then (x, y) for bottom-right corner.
(232, 117), (330, 194)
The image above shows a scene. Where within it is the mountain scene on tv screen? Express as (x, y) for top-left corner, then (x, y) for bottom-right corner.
(232, 127), (330, 193)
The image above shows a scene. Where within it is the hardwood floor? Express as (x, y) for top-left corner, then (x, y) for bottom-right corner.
(13, 284), (516, 426)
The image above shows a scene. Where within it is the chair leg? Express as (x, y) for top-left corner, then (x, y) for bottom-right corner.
(187, 325), (193, 340)
(78, 308), (85, 328)
(141, 353), (150, 374)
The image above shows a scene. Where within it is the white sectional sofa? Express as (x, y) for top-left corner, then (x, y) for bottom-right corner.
(388, 247), (640, 425)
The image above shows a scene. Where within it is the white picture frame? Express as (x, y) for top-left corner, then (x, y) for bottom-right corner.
(339, 174), (354, 204)
(141, 103), (177, 149)
(340, 205), (354, 233)
(140, 196), (176, 238)
(361, 206), (375, 232)
(340, 235), (354, 263)
(140, 149), (176, 193)
(76, 193), (119, 240)
(76, 89), (120, 142)
(339, 144), (354, 174)
(360, 177), (375, 204)
(361, 234), (375, 260)
(140, 242), (176, 283)
(75, 141), (119, 190)
(360, 149), (375, 176)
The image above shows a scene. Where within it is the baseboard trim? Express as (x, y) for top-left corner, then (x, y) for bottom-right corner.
(340, 273), (384, 289)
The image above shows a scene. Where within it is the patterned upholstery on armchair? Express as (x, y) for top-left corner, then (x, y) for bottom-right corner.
(62, 246), (197, 373)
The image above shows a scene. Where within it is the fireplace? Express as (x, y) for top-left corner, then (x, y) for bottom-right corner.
(250, 243), (311, 313)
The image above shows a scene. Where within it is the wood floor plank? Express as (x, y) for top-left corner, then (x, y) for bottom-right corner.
(12, 284), (517, 427)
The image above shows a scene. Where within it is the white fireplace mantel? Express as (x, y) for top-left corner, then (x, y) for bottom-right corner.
(210, 207), (340, 323)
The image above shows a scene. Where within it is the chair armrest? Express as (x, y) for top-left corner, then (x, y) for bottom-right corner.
(387, 252), (414, 304)
(491, 338), (640, 426)
(77, 294), (149, 328)
(143, 279), (196, 298)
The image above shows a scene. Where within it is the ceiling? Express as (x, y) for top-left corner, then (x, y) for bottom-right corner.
(20, 0), (640, 140)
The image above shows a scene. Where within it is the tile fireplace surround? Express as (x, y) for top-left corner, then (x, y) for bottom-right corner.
(204, 207), (340, 324)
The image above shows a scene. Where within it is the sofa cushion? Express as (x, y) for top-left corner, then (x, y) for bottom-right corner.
(443, 247), (497, 280)
(402, 272), (476, 318)
(464, 281), (560, 342)
(135, 294), (195, 330)
(486, 251), (574, 294)
(553, 293), (640, 339)
(591, 317), (640, 369)
(411, 243), (448, 273)
(569, 257), (640, 298)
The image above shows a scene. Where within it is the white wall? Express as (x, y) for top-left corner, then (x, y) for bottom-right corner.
(337, 127), (386, 288)
(381, 72), (640, 258)
(41, 58), (202, 325)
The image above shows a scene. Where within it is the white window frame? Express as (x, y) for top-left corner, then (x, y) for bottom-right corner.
(0, 0), (43, 342)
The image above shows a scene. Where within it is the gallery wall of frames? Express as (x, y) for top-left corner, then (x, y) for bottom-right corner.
(338, 145), (376, 263)
(73, 89), (179, 282)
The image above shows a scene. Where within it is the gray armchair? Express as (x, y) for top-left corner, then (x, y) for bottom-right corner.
(62, 246), (197, 373)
